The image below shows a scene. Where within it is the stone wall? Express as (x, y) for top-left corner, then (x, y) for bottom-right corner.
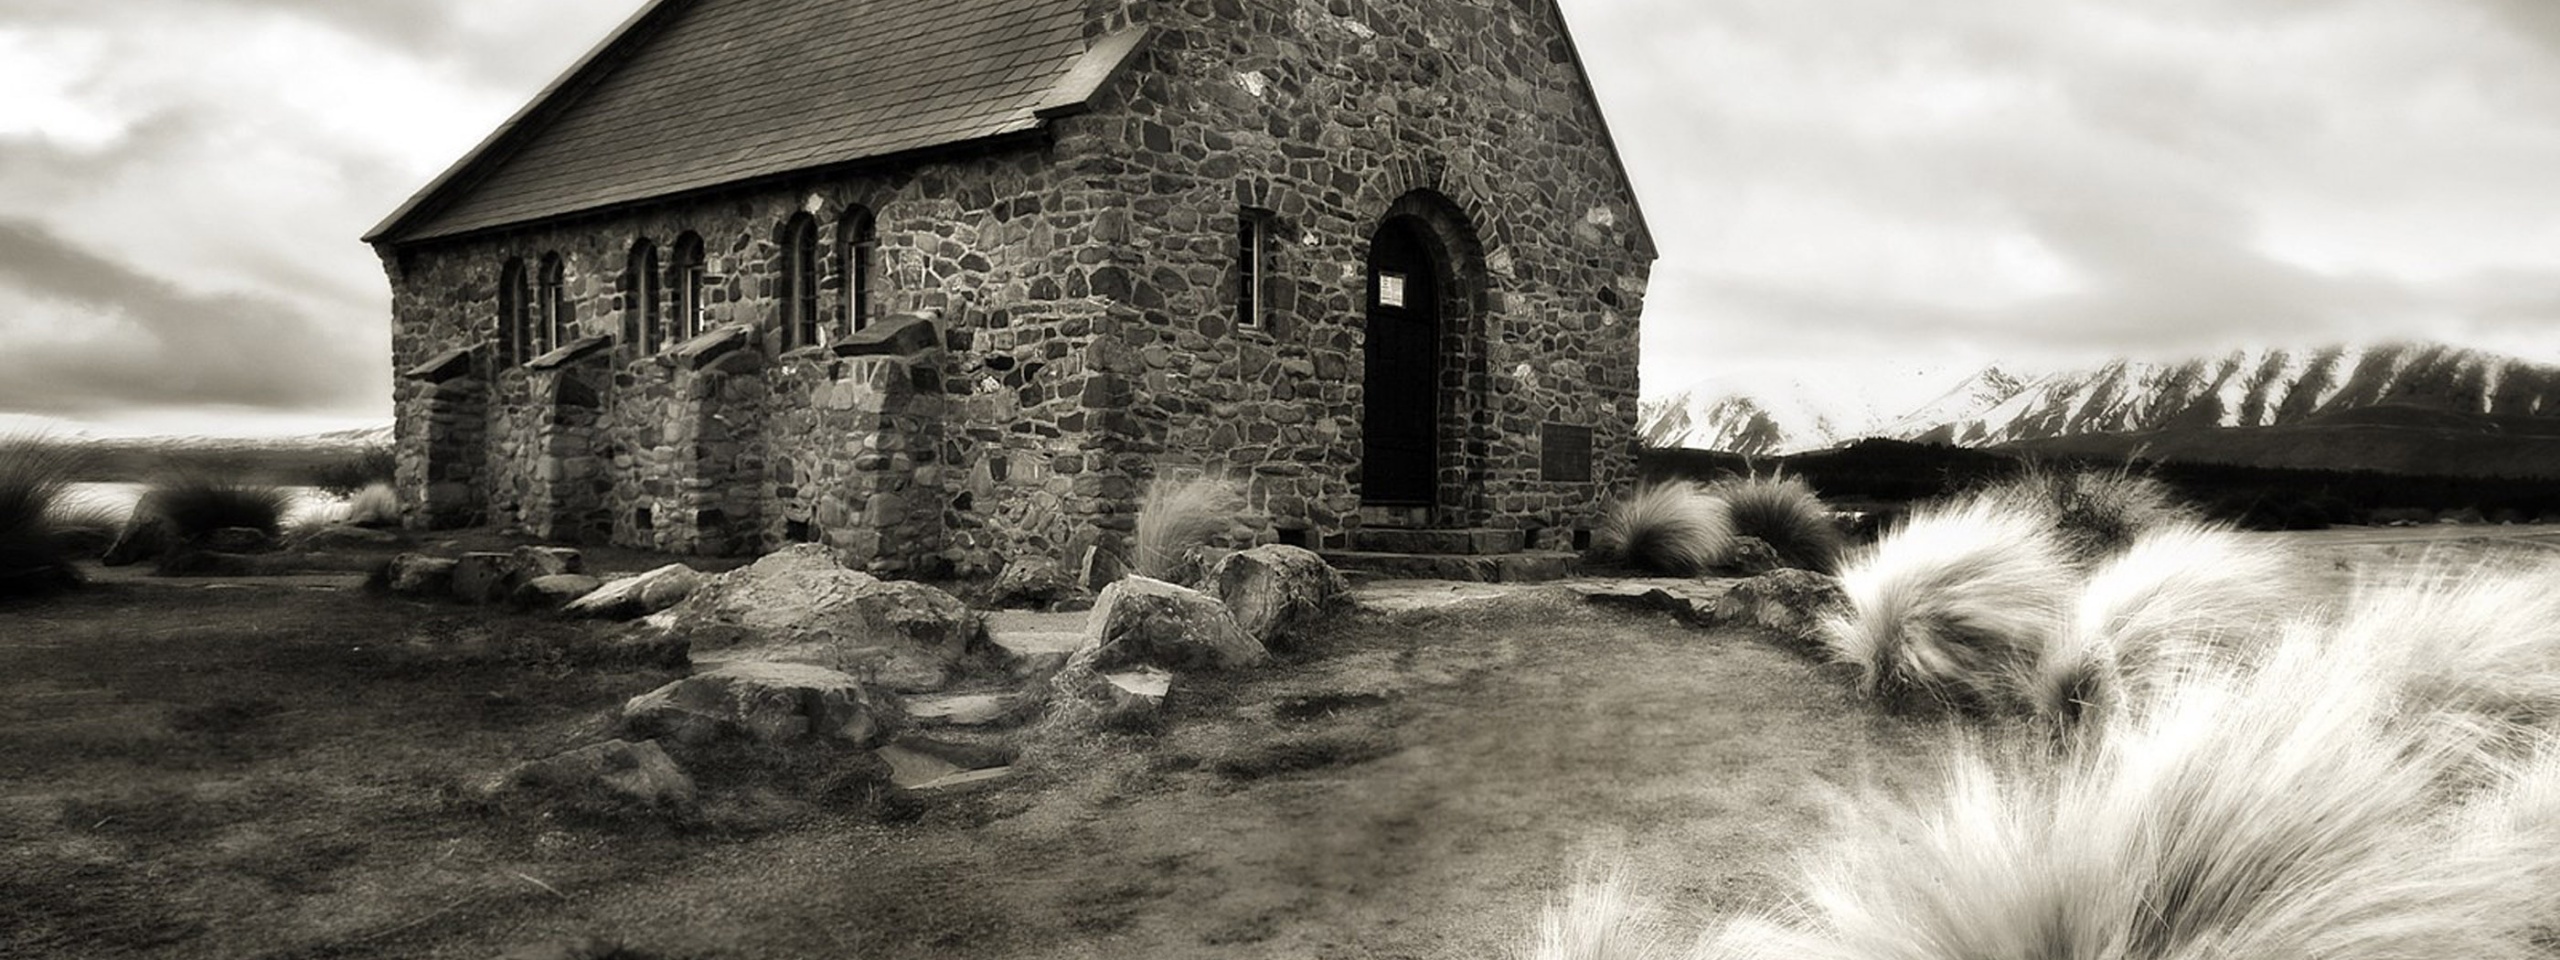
(378, 0), (1653, 571)
(380, 127), (1146, 575)
(1079, 0), (1655, 540)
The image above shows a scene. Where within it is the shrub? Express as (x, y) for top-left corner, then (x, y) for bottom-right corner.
(1981, 466), (2190, 562)
(1704, 474), (1845, 573)
(0, 435), (86, 596)
(1525, 866), (1668, 960)
(140, 474), (291, 543)
(1131, 476), (1241, 582)
(2028, 522), (2298, 726)
(1593, 483), (1733, 576)
(1821, 495), (2077, 713)
(343, 481), (399, 527)
(310, 443), (396, 497)
(2327, 558), (2560, 750)
(1709, 628), (2556, 960)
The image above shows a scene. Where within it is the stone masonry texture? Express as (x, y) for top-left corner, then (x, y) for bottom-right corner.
(375, 0), (1655, 578)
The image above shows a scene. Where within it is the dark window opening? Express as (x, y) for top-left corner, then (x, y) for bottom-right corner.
(536, 253), (568, 357)
(1238, 208), (1278, 330)
(633, 507), (653, 531)
(782, 213), (820, 349)
(497, 257), (528, 365)
(785, 519), (816, 543)
(840, 207), (877, 334)
(1275, 527), (1309, 549)
(671, 232), (706, 342)
(626, 240), (662, 353)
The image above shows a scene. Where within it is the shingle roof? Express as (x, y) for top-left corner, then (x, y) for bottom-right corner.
(368, 0), (1126, 245)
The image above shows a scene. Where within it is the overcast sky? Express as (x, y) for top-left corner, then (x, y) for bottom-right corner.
(3, 0), (2558, 436)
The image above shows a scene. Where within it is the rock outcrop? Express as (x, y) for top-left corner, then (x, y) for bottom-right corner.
(667, 544), (987, 692)
(1204, 545), (1349, 651)
(621, 661), (900, 746)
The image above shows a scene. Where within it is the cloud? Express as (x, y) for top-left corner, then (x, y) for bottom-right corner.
(0, 217), (379, 413)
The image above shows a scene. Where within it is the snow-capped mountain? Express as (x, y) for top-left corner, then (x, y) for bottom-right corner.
(1649, 343), (2560, 454)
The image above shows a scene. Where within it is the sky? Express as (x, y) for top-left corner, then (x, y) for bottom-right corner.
(2, 0), (2559, 436)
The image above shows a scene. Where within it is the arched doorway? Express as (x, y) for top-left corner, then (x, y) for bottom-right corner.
(1362, 217), (1441, 507)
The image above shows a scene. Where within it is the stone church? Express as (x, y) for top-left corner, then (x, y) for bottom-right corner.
(367, 0), (1655, 579)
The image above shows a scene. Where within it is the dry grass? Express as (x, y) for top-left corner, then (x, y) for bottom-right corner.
(1594, 483), (1735, 576)
(1704, 474), (1845, 573)
(1524, 867), (1669, 960)
(1822, 496), (2078, 713)
(2028, 522), (2301, 726)
(1981, 466), (2190, 562)
(0, 435), (87, 596)
(1710, 624), (2560, 960)
(139, 474), (291, 542)
(1131, 476), (1241, 582)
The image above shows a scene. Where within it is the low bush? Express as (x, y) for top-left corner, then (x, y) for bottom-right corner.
(0, 436), (86, 596)
(140, 474), (291, 543)
(1704, 474), (1845, 572)
(1980, 466), (2191, 562)
(310, 443), (396, 497)
(1711, 631), (2554, 960)
(1822, 496), (2078, 713)
(1131, 476), (1241, 582)
(1592, 483), (1734, 576)
(2029, 522), (2297, 726)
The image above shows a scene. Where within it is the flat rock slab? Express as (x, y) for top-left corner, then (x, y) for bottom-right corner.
(904, 692), (1029, 728)
(1349, 581), (1516, 615)
(877, 743), (1014, 794)
(986, 609), (1089, 679)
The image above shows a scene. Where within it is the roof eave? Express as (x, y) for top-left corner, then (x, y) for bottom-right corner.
(380, 127), (1060, 248)
(363, 0), (695, 246)
(1546, 0), (1659, 261)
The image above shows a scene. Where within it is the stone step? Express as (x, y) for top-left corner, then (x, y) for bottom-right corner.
(876, 744), (1015, 794)
(1349, 527), (1526, 556)
(984, 608), (1089, 680)
(902, 691), (1033, 729)
(1318, 550), (1581, 583)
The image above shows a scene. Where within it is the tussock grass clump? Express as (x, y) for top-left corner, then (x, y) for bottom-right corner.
(1132, 476), (1241, 582)
(1710, 630), (2556, 960)
(1823, 496), (2077, 713)
(1981, 466), (2191, 562)
(2029, 521), (2298, 726)
(0, 435), (87, 596)
(2330, 558), (2560, 748)
(1593, 483), (1734, 576)
(1704, 474), (1844, 573)
(142, 474), (291, 542)
(1526, 866), (1669, 960)
(310, 443), (396, 496)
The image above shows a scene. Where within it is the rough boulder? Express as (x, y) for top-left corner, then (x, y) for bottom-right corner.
(1204, 545), (1349, 650)
(622, 661), (901, 746)
(565, 564), (704, 620)
(666, 544), (987, 692)
(1080, 576), (1266, 672)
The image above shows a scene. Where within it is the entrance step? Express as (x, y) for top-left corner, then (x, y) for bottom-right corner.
(1350, 526), (1525, 555)
(1318, 550), (1580, 583)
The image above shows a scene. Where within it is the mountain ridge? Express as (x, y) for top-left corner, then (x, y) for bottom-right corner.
(1646, 342), (2560, 459)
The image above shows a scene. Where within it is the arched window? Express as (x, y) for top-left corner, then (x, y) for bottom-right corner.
(670, 232), (707, 342)
(781, 213), (820, 349)
(497, 257), (529, 365)
(625, 239), (662, 352)
(535, 253), (568, 357)
(838, 206), (877, 333)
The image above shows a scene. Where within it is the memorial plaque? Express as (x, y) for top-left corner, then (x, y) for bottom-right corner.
(1540, 422), (1593, 482)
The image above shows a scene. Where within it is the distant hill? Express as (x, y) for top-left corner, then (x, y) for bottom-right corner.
(1646, 342), (2560, 476)
(20, 424), (393, 485)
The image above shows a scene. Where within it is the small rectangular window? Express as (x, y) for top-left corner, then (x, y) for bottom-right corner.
(1238, 209), (1275, 330)
(1378, 272), (1407, 309)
